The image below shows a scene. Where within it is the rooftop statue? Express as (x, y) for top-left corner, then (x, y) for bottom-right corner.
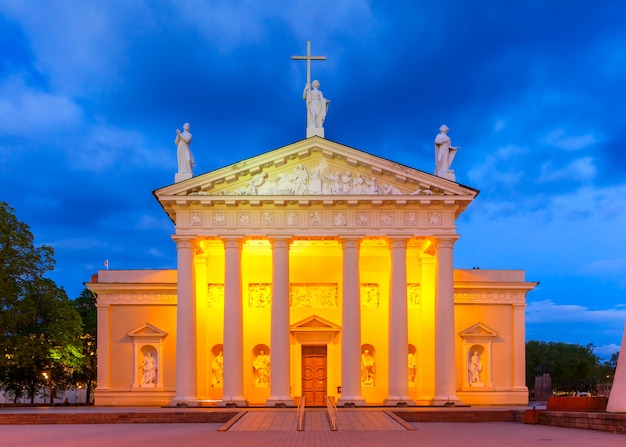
(175, 123), (194, 180)
(434, 125), (459, 181)
(303, 80), (330, 130)
(291, 40), (328, 138)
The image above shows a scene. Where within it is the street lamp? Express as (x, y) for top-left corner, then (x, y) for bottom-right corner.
(42, 370), (53, 405)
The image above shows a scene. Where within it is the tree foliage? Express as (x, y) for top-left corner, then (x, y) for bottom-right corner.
(0, 202), (83, 403)
(526, 340), (602, 393)
(72, 287), (98, 404)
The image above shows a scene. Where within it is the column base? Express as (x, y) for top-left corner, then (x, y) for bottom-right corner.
(169, 397), (201, 407)
(431, 395), (463, 407)
(218, 396), (248, 407)
(383, 396), (415, 407)
(266, 396), (295, 407)
(337, 396), (366, 407)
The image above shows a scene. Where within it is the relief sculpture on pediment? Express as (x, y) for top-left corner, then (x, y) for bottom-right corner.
(214, 159), (437, 196)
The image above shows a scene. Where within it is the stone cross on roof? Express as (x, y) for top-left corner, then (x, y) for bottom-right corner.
(291, 40), (326, 85)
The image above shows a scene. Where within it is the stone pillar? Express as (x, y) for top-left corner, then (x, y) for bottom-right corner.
(385, 237), (415, 406)
(219, 237), (248, 407)
(266, 236), (295, 407)
(512, 303), (528, 392)
(337, 236), (366, 407)
(432, 236), (462, 406)
(95, 304), (110, 390)
(171, 236), (197, 404)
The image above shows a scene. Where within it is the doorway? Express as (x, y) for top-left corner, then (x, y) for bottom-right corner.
(302, 345), (327, 406)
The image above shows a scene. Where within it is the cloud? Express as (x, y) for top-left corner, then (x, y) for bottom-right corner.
(0, 75), (82, 135)
(594, 343), (621, 360)
(542, 129), (598, 151)
(537, 156), (597, 183)
(526, 300), (626, 324)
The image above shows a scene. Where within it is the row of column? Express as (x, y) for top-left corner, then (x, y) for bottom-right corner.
(170, 234), (460, 407)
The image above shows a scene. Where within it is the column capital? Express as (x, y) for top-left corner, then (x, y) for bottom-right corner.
(218, 235), (246, 250)
(268, 235), (294, 248)
(339, 234), (365, 249)
(432, 235), (460, 249)
(386, 236), (410, 249)
(171, 235), (197, 249)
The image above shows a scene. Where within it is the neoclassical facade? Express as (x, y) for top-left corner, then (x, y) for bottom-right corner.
(87, 136), (536, 407)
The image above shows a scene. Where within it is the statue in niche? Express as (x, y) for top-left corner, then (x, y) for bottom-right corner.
(361, 349), (375, 385)
(253, 350), (270, 385)
(303, 80), (330, 129)
(468, 351), (483, 384)
(140, 352), (157, 385)
(175, 123), (194, 175)
(212, 351), (224, 387)
(408, 352), (417, 384)
(434, 124), (459, 180)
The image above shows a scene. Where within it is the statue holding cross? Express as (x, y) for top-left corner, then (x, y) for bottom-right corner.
(292, 40), (330, 138)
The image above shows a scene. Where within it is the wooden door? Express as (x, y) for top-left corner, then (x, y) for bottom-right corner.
(302, 345), (327, 406)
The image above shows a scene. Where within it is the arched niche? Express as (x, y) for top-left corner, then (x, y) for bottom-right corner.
(459, 322), (497, 390)
(361, 343), (376, 387)
(128, 323), (167, 389)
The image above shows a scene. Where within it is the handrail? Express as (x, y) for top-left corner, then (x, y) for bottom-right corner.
(325, 395), (337, 431)
(297, 396), (306, 431)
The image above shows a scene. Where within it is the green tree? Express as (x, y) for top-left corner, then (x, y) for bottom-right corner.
(526, 340), (600, 393)
(0, 202), (83, 403)
(2, 278), (83, 403)
(72, 287), (98, 404)
(0, 201), (54, 330)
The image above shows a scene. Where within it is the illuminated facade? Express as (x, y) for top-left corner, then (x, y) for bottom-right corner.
(87, 137), (536, 407)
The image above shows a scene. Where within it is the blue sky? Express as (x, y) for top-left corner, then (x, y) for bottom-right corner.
(1, 1), (625, 359)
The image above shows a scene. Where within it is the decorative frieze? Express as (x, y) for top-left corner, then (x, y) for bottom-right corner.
(407, 284), (421, 307)
(248, 283), (272, 308)
(207, 284), (225, 308)
(360, 283), (380, 308)
(290, 284), (338, 308)
(98, 292), (177, 305)
(454, 290), (526, 304)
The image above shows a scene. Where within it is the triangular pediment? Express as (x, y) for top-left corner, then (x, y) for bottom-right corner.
(154, 137), (478, 219)
(128, 322), (168, 338)
(459, 322), (498, 338)
(291, 314), (341, 332)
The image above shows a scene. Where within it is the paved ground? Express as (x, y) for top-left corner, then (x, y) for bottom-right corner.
(0, 406), (624, 447)
(0, 420), (623, 447)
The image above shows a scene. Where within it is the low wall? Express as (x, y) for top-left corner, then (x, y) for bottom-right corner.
(0, 410), (238, 425)
(393, 409), (524, 423)
(547, 396), (608, 412)
(533, 411), (626, 434)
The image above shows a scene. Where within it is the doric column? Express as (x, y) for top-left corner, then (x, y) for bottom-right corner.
(432, 236), (462, 405)
(172, 236), (197, 404)
(95, 304), (110, 390)
(512, 303), (528, 391)
(219, 236), (248, 407)
(266, 236), (295, 407)
(384, 237), (415, 406)
(337, 236), (366, 407)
